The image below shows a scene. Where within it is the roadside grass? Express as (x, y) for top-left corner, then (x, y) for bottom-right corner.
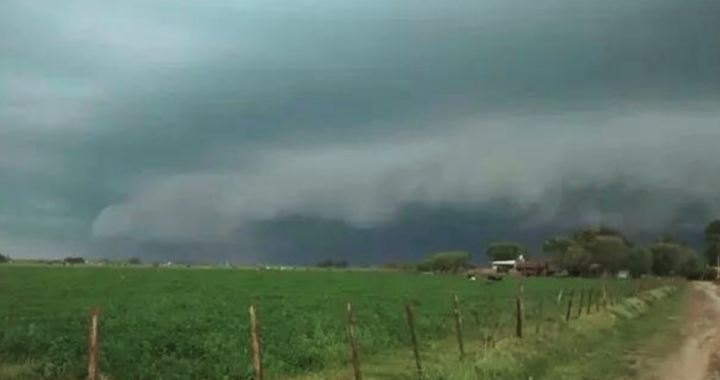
(294, 285), (685, 380)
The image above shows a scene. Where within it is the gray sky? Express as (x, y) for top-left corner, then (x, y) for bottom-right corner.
(1, 0), (719, 261)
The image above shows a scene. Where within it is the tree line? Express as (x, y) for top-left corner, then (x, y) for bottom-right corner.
(410, 220), (720, 279)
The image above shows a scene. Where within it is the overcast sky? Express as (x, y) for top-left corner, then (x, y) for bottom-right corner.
(1, 0), (719, 262)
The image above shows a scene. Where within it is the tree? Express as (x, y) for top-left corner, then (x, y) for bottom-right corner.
(705, 220), (720, 240)
(63, 257), (86, 265)
(681, 257), (705, 280)
(486, 242), (525, 261)
(316, 259), (349, 268)
(128, 257), (142, 265)
(559, 245), (593, 276)
(316, 259), (335, 268)
(649, 242), (692, 276)
(542, 237), (573, 259)
(0, 252), (8, 263)
(584, 236), (631, 274)
(705, 220), (720, 266)
(705, 243), (720, 267)
(569, 226), (633, 275)
(418, 251), (470, 273)
(625, 247), (653, 278)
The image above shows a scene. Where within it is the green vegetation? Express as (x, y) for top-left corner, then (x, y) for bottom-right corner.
(543, 226), (710, 278)
(417, 251), (470, 273)
(128, 257), (142, 265)
(0, 252), (8, 263)
(0, 266), (640, 380)
(411, 285), (683, 380)
(485, 242), (526, 261)
(705, 219), (720, 266)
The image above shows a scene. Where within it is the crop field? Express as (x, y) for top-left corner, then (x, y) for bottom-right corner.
(0, 266), (641, 380)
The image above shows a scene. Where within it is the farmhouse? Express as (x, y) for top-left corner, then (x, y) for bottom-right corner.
(491, 254), (526, 273)
(516, 261), (556, 277)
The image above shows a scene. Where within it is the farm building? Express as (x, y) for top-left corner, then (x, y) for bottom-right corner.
(491, 254), (526, 273)
(516, 261), (556, 277)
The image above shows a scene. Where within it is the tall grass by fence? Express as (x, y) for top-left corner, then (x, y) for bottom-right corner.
(77, 277), (676, 380)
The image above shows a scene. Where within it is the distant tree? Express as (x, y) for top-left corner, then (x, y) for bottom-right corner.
(705, 220), (720, 266)
(315, 259), (349, 268)
(705, 243), (720, 267)
(681, 257), (705, 280)
(625, 247), (653, 278)
(705, 220), (720, 239)
(585, 236), (632, 274)
(63, 257), (86, 265)
(0, 252), (8, 263)
(559, 245), (593, 276)
(417, 260), (433, 272)
(486, 242), (526, 261)
(565, 226), (634, 275)
(418, 251), (470, 274)
(572, 225), (633, 247)
(316, 259), (334, 268)
(649, 242), (692, 276)
(543, 237), (577, 272)
(128, 257), (142, 265)
(543, 237), (574, 258)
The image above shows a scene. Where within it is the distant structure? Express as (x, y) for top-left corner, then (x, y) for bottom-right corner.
(491, 254), (526, 273)
(516, 261), (556, 277)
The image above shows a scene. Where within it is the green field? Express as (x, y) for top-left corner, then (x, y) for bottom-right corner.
(0, 266), (640, 380)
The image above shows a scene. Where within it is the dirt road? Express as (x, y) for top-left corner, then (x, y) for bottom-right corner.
(649, 282), (720, 380)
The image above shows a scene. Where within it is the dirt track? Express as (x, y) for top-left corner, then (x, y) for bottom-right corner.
(651, 282), (720, 380)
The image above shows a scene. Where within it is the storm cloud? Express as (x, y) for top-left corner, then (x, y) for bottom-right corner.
(1, 0), (719, 261)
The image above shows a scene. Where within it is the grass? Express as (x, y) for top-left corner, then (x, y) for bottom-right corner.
(0, 265), (649, 380)
(391, 285), (684, 380)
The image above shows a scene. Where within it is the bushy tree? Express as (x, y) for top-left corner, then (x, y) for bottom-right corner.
(585, 235), (632, 274)
(543, 237), (573, 258)
(625, 247), (653, 278)
(128, 257), (142, 265)
(560, 245), (593, 276)
(549, 226), (633, 276)
(681, 257), (705, 280)
(0, 252), (8, 263)
(649, 241), (692, 276)
(63, 257), (86, 265)
(316, 259), (349, 268)
(418, 251), (470, 273)
(486, 242), (525, 261)
(705, 220), (720, 266)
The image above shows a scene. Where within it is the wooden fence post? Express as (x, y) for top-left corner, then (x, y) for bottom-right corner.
(536, 297), (545, 335)
(586, 289), (593, 315)
(249, 304), (264, 380)
(88, 307), (100, 380)
(453, 295), (465, 359)
(405, 304), (422, 380)
(346, 302), (362, 380)
(516, 284), (524, 339)
(565, 290), (575, 322)
(577, 290), (585, 318)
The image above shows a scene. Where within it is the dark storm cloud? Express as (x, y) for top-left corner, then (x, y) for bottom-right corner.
(1, 0), (719, 259)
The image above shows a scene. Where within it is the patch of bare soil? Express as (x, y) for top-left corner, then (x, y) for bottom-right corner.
(650, 282), (720, 380)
